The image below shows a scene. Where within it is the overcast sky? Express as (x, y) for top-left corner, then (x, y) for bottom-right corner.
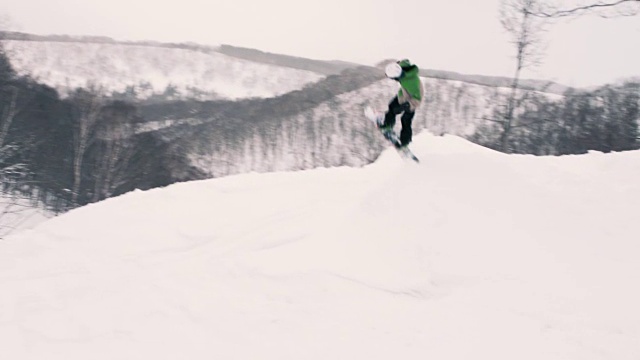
(1, 0), (639, 87)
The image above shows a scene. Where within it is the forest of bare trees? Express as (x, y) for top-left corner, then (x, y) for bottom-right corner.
(488, 0), (639, 152)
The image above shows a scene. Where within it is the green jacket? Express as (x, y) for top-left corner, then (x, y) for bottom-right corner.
(396, 60), (423, 111)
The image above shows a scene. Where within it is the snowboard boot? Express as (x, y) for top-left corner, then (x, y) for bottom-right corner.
(396, 141), (410, 150)
(377, 116), (394, 134)
(378, 123), (393, 134)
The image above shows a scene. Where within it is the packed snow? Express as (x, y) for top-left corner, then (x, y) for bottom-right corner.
(1, 132), (639, 359)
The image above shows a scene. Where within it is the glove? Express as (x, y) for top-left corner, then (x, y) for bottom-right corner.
(385, 62), (403, 80)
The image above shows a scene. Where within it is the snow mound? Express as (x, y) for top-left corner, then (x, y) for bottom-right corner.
(1, 132), (639, 360)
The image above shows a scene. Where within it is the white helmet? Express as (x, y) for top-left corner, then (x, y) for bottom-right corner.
(385, 62), (402, 79)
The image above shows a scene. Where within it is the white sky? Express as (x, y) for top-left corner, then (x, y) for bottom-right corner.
(1, 0), (639, 87)
(2, 132), (640, 358)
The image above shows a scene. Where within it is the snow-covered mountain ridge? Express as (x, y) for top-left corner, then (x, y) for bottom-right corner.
(1, 39), (326, 100)
(1, 32), (575, 101)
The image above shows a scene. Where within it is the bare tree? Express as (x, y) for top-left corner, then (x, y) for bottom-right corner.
(69, 88), (104, 204)
(0, 43), (29, 194)
(498, 0), (548, 152)
(535, 0), (639, 18)
(0, 85), (19, 148)
(0, 21), (34, 237)
(0, 145), (27, 182)
(0, 15), (19, 148)
(91, 102), (137, 202)
(1, 143), (30, 240)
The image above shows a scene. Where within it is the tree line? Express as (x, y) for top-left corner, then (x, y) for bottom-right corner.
(0, 46), (186, 214)
(471, 82), (639, 155)
(486, 0), (639, 153)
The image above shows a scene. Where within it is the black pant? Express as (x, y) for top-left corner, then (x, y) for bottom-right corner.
(383, 97), (414, 146)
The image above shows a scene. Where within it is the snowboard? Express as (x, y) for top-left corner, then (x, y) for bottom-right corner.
(364, 106), (419, 163)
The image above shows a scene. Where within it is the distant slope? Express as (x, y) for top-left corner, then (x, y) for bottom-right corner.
(137, 66), (388, 177)
(1, 37), (326, 100)
(424, 69), (572, 95)
(138, 69), (554, 179)
(0, 31), (574, 100)
(216, 45), (360, 75)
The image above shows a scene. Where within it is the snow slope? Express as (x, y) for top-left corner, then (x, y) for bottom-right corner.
(1, 132), (639, 359)
(1, 40), (324, 100)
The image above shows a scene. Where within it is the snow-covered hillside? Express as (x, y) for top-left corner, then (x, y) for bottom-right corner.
(1, 40), (324, 100)
(2, 132), (638, 360)
(184, 76), (560, 178)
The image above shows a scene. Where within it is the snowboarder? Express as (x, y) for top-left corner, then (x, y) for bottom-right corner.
(378, 59), (424, 148)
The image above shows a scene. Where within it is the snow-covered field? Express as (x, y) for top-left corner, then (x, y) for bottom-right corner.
(1, 132), (638, 359)
(1, 40), (324, 100)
